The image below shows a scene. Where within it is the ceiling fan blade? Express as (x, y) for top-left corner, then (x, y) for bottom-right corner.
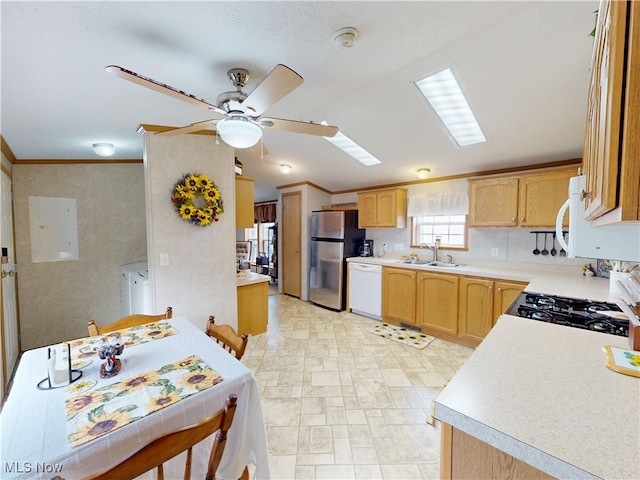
(242, 64), (303, 116)
(106, 65), (226, 115)
(155, 119), (220, 137)
(260, 117), (339, 137)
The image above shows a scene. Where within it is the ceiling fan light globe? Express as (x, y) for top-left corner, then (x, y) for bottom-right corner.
(216, 119), (262, 149)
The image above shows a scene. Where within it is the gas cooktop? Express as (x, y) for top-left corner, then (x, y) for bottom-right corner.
(506, 292), (628, 337)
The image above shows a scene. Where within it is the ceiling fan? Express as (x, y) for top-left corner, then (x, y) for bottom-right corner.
(106, 64), (339, 148)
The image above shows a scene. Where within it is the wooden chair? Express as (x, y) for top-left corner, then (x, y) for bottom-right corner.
(86, 394), (240, 480)
(88, 307), (173, 336)
(206, 315), (249, 360)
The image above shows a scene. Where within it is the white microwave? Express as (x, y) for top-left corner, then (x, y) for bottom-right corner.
(555, 176), (640, 262)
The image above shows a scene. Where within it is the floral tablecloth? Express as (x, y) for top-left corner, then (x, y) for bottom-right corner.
(68, 321), (178, 367)
(65, 355), (222, 447)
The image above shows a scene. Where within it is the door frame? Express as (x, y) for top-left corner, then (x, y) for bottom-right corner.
(1, 164), (21, 401)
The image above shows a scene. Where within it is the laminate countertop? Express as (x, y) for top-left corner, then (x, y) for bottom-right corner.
(348, 256), (638, 478)
(236, 271), (271, 287)
(434, 315), (639, 479)
(346, 256), (616, 302)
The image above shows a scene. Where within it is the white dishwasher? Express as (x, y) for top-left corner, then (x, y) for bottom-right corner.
(348, 262), (382, 320)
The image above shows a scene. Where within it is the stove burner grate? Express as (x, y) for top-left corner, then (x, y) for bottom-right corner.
(510, 293), (627, 337)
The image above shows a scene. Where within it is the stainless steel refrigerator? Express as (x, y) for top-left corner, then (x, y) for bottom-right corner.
(309, 210), (365, 311)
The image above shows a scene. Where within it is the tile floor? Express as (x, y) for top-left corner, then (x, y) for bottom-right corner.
(242, 293), (474, 479)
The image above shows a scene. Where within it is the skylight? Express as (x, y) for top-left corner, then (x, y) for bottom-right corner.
(322, 123), (381, 166)
(414, 67), (486, 147)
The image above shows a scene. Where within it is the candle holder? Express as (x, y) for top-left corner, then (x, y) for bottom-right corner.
(96, 333), (124, 378)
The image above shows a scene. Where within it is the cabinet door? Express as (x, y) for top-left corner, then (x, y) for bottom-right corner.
(358, 192), (378, 228)
(583, 0), (628, 219)
(416, 272), (459, 335)
(237, 281), (268, 335)
(458, 277), (494, 342)
(235, 177), (255, 228)
(469, 178), (519, 226)
(493, 281), (527, 324)
(382, 267), (416, 324)
(376, 190), (399, 227)
(518, 170), (574, 227)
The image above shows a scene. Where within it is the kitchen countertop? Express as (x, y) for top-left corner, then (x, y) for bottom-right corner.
(347, 256), (615, 302)
(434, 315), (639, 480)
(236, 271), (271, 287)
(350, 255), (638, 478)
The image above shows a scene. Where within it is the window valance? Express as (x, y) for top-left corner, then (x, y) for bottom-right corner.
(407, 191), (469, 217)
(254, 203), (276, 223)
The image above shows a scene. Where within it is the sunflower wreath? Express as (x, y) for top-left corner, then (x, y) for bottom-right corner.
(171, 173), (224, 226)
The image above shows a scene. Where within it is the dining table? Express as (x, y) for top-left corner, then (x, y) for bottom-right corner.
(0, 317), (271, 480)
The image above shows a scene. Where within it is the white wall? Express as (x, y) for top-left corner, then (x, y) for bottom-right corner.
(144, 133), (237, 331)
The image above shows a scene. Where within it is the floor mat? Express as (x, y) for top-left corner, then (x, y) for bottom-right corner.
(369, 323), (435, 349)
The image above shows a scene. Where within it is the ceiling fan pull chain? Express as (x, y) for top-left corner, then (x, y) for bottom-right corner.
(260, 137), (264, 159)
(216, 130), (220, 145)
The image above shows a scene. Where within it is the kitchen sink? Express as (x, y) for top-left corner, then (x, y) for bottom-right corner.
(396, 260), (465, 268)
(425, 261), (465, 269)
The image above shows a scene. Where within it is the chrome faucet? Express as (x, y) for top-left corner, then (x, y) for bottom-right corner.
(420, 237), (441, 262)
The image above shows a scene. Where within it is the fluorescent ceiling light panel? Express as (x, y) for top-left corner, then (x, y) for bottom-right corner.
(414, 67), (486, 147)
(322, 124), (381, 166)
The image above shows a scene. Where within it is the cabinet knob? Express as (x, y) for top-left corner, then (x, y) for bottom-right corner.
(521, 217), (525, 222)
(580, 189), (592, 200)
(511, 217), (516, 222)
(497, 287), (502, 292)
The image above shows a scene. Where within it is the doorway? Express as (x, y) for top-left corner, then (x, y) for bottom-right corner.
(281, 192), (301, 298)
(1, 168), (19, 400)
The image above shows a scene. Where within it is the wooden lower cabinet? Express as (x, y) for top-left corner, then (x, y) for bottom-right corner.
(441, 423), (554, 480)
(237, 280), (268, 335)
(416, 272), (459, 336)
(458, 277), (494, 343)
(459, 278), (527, 344)
(382, 267), (526, 346)
(382, 267), (417, 324)
(494, 280), (527, 320)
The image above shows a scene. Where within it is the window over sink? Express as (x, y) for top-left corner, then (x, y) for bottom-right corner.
(411, 214), (467, 249)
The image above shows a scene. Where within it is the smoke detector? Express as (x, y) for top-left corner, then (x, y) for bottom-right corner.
(333, 27), (358, 50)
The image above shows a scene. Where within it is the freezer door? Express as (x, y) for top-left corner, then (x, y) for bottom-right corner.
(311, 211), (345, 240)
(309, 240), (345, 310)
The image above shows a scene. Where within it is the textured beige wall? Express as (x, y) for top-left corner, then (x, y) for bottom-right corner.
(13, 163), (147, 349)
(144, 133), (237, 332)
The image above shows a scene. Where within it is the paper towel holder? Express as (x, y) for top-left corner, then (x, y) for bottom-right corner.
(37, 343), (82, 390)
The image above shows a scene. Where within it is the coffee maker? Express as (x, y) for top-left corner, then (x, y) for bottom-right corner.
(359, 239), (374, 257)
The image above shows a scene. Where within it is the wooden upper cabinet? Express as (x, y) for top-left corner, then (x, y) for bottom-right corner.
(518, 169), (574, 227)
(469, 178), (519, 226)
(583, 0), (640, 222)
(235, 177), (255, 228)
(358, 188), (407, 228)
(469, 167), (575, 227)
